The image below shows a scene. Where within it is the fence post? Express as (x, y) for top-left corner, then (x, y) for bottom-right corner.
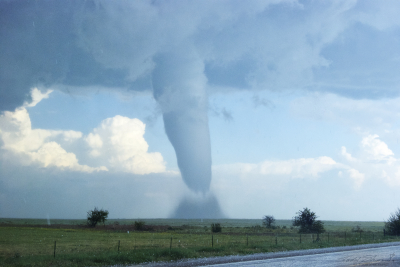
(384, 229), (386, 237)
(275, 236), (277, 245)
(300, 234), (301, 244)
(328, 232), (329, 243)
(170, 237), (172, 250)
(360, 231), (361, 240)
(118, 240), (120, 252)
(345, 231), (346, 242)
(212, 235), (213, 248)
(54, 241), (56, 258)
(246, 235), (248, 246)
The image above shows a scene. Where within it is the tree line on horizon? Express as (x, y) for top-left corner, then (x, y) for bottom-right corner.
(86, 206), (400, 236)
(263, 207), (400, 237)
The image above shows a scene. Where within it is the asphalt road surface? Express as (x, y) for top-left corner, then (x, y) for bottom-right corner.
(207, 245), (400, 266)
(135, 242), (400, 267)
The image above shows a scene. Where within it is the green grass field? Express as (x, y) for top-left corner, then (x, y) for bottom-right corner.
(0, 218), (396, 266)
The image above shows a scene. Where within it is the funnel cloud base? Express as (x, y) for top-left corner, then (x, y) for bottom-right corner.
(170, 194), (225, 219)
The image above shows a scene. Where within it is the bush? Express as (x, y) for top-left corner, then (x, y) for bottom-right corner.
(262, 215), (276, 228)
(385, 208), (400, 235)
(211, 223), (222, 233)
(87, 207), (109, 227)
(292, 207), (325, 234)
(352, 225), (364, 233)
(134, 221), (146, 230)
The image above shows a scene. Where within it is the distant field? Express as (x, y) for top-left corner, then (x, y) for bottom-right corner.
(0, 218), (386, 231)
(0, 218), (391, 267)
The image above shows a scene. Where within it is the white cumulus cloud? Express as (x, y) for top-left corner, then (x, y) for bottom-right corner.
(85, 115), (166, 174)
(215, 156), (341, 180)
(214, 135), (400, 191)
(361, 134), (394, 161)
(24, 88), (53, 108)
(341, 135), (400, 187)
(0, 89), (167, 175)
(346, 168), (365, 190)
(0, 89), (107, 173)
(341, 146), (357, 162)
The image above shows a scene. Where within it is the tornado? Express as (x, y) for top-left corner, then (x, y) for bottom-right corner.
(152, 50), (212, 194)
(0, 1), (224, 217)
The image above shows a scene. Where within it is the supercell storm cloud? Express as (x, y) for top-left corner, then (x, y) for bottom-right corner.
(2, 0), (400, 219)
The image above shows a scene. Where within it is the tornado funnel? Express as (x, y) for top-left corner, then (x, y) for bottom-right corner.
(152, 50), (211, 193)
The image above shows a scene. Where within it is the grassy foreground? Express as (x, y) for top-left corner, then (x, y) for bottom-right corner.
(0, 218), (397, 266)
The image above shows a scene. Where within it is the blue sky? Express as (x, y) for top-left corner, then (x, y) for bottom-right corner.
(1, 0), (400, 221)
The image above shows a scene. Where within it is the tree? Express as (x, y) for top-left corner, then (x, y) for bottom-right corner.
(262, 215), (276, 228)
(87, 207), (109, 227)
(385, 208), (400, 236)
(134, 221), (146, 230)
(310, 220), (325, 234)
(292, 207), (325, 234)
(211, 223), (222, 233)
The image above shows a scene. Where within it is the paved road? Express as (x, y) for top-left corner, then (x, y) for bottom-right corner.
(207, 245), (400, 266)
(135, 242), (400, 267)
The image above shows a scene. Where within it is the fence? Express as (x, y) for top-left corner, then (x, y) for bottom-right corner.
(37, 231), (400, 258)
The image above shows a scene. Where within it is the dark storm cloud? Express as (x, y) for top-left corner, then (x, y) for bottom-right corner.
(0, 0), (153, 111)
(0, 0), (77, 110)
(2, 0), (400, 113)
